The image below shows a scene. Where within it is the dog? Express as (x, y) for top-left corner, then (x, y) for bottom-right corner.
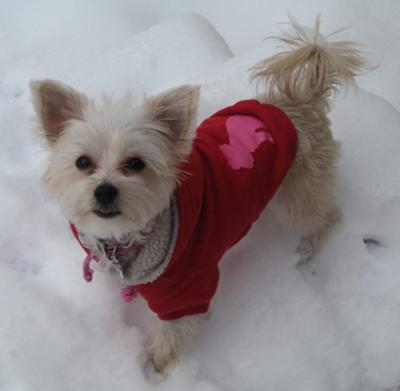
(30, 18), (366, 375)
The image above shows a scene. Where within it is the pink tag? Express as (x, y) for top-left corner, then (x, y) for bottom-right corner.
(121, 285), (138, 302)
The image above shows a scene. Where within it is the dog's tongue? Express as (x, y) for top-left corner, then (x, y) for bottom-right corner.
(99, 207), (111, 213)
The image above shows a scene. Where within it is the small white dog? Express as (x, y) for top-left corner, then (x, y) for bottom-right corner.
(31, 19), (366, 375)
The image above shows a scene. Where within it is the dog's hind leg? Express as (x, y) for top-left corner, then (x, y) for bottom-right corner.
(295, 203), (342, 265)
(272, 119), (342, 265)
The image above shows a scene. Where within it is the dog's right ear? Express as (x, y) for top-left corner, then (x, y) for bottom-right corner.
(30, 79), (88, 144)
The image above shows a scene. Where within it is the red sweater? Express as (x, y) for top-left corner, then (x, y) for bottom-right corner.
(138, 100), (297, 320)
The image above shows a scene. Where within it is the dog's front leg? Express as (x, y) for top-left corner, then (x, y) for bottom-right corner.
(147, 314), (203, 375)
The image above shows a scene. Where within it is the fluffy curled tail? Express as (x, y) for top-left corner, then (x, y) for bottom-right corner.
(250, 17), (368, 112)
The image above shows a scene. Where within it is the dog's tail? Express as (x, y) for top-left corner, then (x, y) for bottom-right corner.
(250, 17), (368, 112)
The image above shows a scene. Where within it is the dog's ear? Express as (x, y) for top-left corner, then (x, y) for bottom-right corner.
(144, 85), (200, 140)
(30, 79), (88, 144)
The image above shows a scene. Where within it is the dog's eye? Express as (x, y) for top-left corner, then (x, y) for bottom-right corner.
(125, 157), (145, 172)
(75, 156), (92, 170)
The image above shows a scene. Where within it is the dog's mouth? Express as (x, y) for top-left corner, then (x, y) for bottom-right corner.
(93, 207), (121, 219)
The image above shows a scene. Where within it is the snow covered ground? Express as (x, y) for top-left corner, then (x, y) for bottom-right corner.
(1, 1), (400, 390)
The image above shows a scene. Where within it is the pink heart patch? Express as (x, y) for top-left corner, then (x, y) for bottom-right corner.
(219, 115), (274, 169)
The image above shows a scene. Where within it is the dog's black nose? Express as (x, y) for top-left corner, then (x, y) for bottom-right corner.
(94, 184), (118, 205)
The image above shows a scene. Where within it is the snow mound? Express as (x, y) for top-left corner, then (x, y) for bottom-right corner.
(63, 13), (233, 96)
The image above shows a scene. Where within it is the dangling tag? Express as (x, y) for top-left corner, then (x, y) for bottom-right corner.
(121, 285), (138, 302)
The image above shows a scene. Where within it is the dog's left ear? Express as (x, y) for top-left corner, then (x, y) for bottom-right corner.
(30, 79), (88, 145)
(144, 85), (200, 140)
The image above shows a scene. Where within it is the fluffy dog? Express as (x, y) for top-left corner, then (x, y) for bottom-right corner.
(30, 18), (366, 375)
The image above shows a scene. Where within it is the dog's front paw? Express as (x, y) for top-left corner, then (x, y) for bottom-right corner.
(143, 315), (200, 377)
(146, 348), (179, 376)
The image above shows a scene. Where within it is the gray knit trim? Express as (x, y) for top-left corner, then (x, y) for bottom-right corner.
(122, 198), (179, 285)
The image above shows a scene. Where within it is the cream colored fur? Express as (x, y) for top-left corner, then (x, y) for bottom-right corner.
(31, 18), (367, 376)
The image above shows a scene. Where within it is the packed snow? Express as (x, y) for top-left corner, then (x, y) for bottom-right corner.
(1, 2), (400, 390)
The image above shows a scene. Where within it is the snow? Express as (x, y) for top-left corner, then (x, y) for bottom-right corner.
(1, 2), (400, 390)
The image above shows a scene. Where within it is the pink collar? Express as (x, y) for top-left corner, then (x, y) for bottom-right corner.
(70, 223), (139, 302)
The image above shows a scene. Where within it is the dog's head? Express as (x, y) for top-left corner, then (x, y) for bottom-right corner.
(31, 80), (199, 238)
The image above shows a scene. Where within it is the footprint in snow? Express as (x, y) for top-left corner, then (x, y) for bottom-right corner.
(363, 236), (386, 256)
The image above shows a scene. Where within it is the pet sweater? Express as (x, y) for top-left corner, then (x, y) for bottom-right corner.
(137, 99), (297, 320)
